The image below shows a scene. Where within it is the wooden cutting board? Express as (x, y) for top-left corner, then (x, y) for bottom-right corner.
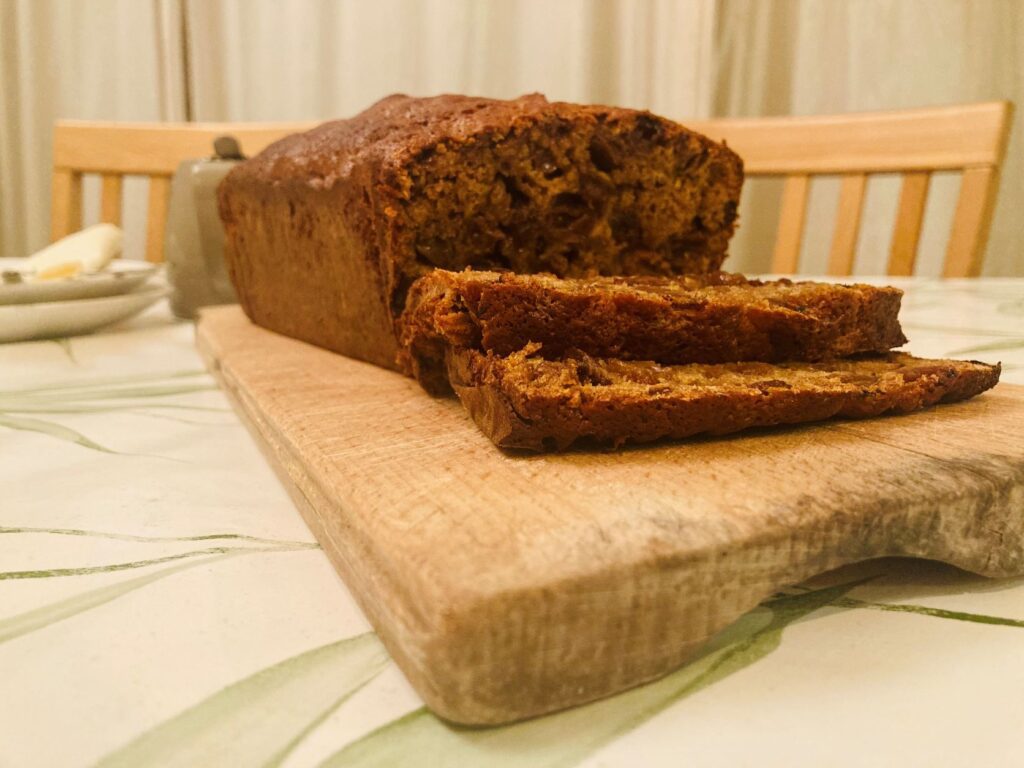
(196, 306), (1024, 726)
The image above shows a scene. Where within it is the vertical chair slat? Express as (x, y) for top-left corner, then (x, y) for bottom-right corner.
(145, 175), (171, 264)
(50, 169), (83, 241)
(827, 173), (868, 276)
(943, 166), (1000, 278)
(100, 173), (124, 228)
(887, 172), (931, 276)
(770, 174), (810, 273)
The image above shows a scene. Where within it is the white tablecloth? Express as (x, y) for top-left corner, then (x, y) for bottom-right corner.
(2, 278), (1023, 767)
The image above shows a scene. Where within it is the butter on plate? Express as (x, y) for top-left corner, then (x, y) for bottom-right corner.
(23, 224), (124, 280)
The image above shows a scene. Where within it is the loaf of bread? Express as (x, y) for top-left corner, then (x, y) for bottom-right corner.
(447, 346), (1000, 450)
(219, 92), (999, 455)
(399, 269), (907, 393)
(218, 94), (744, 370)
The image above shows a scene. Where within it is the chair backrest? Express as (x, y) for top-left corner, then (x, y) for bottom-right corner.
(687, 101), (1013, 277)
(50, 121), (315, 263)
(53, 104), (1013, 274)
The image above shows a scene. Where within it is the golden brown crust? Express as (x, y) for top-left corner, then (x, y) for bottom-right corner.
(400, 269), (907, 392)
(447, 347), (1001, 451)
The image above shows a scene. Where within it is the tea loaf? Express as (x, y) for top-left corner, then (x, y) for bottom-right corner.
(447, 346), (1001, 451)
(218, 94), (744, 369)
(399, 269), (907, 392)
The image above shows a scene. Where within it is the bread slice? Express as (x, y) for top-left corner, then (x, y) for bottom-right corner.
(447, 345), (1000, 451)
(400, 269), (907, 393)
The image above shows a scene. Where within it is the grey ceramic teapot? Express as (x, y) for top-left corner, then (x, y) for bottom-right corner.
(165, 136), (243, 319)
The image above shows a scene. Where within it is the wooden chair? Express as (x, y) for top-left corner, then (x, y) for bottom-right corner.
(52, 103), (1012, 275)
(50, 121), (314, 263)
(687, 101), (1013, 277)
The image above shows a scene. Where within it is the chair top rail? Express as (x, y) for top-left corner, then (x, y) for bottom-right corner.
(53, 121), (317, 175)
(686, 101), (1012, 175)
(54, 103), (1011, 177)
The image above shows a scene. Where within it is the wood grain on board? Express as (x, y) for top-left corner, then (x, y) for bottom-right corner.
(197, 306), (1024, 725)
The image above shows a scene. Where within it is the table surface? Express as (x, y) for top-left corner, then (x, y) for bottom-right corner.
(2, 277), (1023, 768)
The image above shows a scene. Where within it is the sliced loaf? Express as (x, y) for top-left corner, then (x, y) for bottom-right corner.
(400, 269), (907, 393)
(219, 94), (743, 371)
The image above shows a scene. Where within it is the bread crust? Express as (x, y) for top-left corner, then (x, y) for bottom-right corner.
(447, 347), (1001, 451)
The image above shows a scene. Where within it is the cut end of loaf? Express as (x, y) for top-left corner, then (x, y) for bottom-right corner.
(382, 96), (743, 312)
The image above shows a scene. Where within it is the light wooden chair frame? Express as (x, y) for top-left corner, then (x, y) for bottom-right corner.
(50, 121), (314, 263)
(51, 101), (1012, 275)
(688, 100), (1013, 277)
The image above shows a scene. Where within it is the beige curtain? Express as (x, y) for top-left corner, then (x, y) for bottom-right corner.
(182, 0), (714, 121)
(1, 0), (714, 261)
(2, 0), (1020, 277)
(715, 0), (1023, 277)
(0, 0), (187, 261)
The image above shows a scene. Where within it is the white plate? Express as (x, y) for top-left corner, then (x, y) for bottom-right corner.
(0, 259), (158, 306)
(0, 285), (170, 343)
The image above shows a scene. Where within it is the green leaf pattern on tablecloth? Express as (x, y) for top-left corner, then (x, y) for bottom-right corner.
(1, 552), (241, 646)
(0, 525), (313, 546)
(318, 582), (858, 768)
(3, 280), (1023, 766)
(50, 337), (78, 364)
(0, 368), (221, 453)
(832, 596), (1024, 628)
(83, 577), (1024, 768)
(0, 543), (317, 580)
(95, 633), (389, 768)
(0, 527), (318, 644)
(0, 412), (120, 452)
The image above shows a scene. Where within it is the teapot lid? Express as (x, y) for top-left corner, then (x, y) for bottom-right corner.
(213, 136), (244, 161)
